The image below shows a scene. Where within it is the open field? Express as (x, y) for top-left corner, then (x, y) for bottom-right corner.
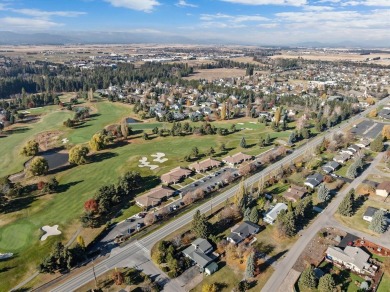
(183, 68), (246, 81)
(271, 51), (390, 65)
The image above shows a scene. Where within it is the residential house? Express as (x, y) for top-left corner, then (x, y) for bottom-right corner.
(182, 238), (214, 268)
(376, 181), (390, 198)
(326, 246), (377, 275)
(304, 173), (324, 189)
(363, 207), (379, 222)
(355, 139), (370, 148)
(226, 221), (261, 244)
(333, 153), (351, 164)
(378, 109), (390, 120)
(161, 167), (192, 185)
(322, 161), (341, 174)
(189, 158), (221, 173)
(340, 149), (355, 156)
(283, 185), (307, 203)
(348, 144), (360, 154)
(135, 185), (175, 209)
(222, 152), (254, 167)
(263, 203), (288, 225)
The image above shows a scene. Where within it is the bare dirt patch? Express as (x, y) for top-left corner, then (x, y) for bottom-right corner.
(35, 130), (63, 151)
(184, 68), (246, 81)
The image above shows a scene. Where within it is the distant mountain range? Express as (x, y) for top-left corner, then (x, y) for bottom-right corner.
(0, 31), (388, 48)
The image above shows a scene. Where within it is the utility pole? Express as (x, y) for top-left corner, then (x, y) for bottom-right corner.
(92, 263), (97, 290)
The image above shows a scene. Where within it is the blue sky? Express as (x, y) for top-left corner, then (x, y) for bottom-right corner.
(0, 0), (389, 45)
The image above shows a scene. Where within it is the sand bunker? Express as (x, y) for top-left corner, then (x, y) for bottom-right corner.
(151, 152), (168, 163)
(40, 225), (62, 241)
(138, 157), (159, 170)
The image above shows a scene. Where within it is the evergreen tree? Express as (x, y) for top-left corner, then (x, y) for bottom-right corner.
(249, 207), (259, 223)
(192, 210), (210, 238)
(318, 274), (336, 292)
(258, 136), (265, 147)
(346, 163), (359, 179)
(240, 137), (247, 148)
(265, 134), (271, 145)
(370, 135), (384, 152)
(317, 184), (330, 202)
(369, 210), (388, 234)
(276, 210), (296, 237)
(245, 252), (255, 278)
(299, 266), (317, 289)
(338, 190), (355, 217)
(244, 207), (251, 221)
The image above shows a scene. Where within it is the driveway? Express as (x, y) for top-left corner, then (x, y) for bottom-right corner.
(175, 266), (203, 291)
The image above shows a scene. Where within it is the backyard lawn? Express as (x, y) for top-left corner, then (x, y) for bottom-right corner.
(334, 198), (390, 237)
(378, 273), (390, 292)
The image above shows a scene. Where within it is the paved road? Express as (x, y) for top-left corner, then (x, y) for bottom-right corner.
(261, 152), (385, 292)
(51, 98), (389, 292)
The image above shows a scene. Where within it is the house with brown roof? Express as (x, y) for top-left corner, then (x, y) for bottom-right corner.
(135, 185), (175, 208)
(222, 152), (254, 166)
(189, 158), (221, 173)
(283, 185), (307, 202)
(161, 167), (192, 185)
(376, 181), (390, 198)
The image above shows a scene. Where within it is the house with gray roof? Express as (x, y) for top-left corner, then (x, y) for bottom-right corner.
(304, 173), (324, 189)
(263, 203), (288, 225)
(326, 246), (377, 275)
(363, 207), (379, 222)
(322, 161), (340, 174)
(227, 221), (261, 244)
(182, 238), (214, 268)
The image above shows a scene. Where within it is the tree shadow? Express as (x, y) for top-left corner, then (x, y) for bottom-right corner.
(47, 164), (74, 175)
(105, 140), (130, 150)
(0, 266), (15, 273)
(4, 127), (30, 134)
(2, 196), (36, 214)
(89, 113), (101, 118)
(57, 180), (84, 193)
(10, 289), (30, 292)
(258, 250), (288, 270)
(72, 124), (91, 129)
(90, 152), (118, 163)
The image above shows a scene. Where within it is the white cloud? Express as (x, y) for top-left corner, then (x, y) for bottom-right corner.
(10, 9), (86, 18)
(200, 13), (268, 23)
(302, 5), (334, 10)
(220, 0), (307, 6)
(257, 23), (279, 28)
(0, 17), (62, 29)
(176, 0), (198, 8)
(342, 0), (390, 6)
(105, 0), (160, 12)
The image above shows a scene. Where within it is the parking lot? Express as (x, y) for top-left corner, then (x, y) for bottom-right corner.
(350, 120), (385, 139)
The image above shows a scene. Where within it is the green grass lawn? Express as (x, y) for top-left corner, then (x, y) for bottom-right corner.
(0, 108), (73, 177)
(378, 273), (390, 292)
(334, 198), (390, 237)
(191, 263), (242, 292)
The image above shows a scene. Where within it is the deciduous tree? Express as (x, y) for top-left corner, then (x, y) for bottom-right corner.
(28, 156), (49, 176)
(20, 140), (39, 156)
(69, 145), (89, 165)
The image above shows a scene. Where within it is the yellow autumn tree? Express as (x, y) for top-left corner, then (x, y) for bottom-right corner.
(221, 102), (227, 120)
(382, 125), (390, 139)
(369, 109), (378, 118)
(274, 107), (282, 126)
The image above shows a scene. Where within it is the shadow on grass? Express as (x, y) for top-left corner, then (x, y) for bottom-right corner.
(90, 152), (118, 163)
(0, 266), (15, 273)
(57, 180), (84, 193)
(259, 250), (288, 270)
(105, 140), (130, 150)
(2, 196), (36, 214)
(72, 123), (91, 129)
(4, 127), (30, 135)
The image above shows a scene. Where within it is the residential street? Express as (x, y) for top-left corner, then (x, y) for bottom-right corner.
(261, 152), (386, 292)
(50, 98), (389, 292)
